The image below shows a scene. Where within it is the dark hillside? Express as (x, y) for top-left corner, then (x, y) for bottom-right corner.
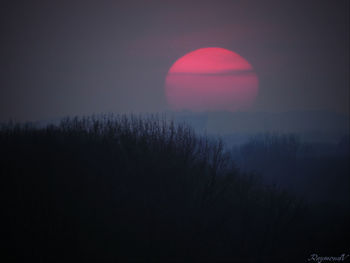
(1, 116), (348, 262)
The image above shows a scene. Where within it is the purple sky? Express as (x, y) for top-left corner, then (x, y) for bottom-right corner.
(0, 0), (348, 121)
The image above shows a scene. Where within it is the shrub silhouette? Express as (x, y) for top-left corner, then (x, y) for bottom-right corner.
(1, 115), (348, 262)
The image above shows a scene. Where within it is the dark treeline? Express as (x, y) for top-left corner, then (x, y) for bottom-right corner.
(232, 133), (349, 204)
(1, 115), (349, 262)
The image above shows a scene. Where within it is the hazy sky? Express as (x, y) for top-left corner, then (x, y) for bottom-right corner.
(1, 0), (349, 121)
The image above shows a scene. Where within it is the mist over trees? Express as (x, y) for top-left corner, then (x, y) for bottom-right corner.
(1, 115), (349, 262)
(232, 132), (349, 204)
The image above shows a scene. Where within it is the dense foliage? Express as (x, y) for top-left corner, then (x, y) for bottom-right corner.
(1, 115), (348, 262)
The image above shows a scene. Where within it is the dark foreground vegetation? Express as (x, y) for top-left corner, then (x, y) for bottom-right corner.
(1, 115), (349, 262)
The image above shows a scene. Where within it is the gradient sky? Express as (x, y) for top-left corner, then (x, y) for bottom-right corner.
(0, 0), (349, 121)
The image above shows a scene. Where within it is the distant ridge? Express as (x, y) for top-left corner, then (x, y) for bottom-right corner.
(170, 110), (349, 144)
(2, 110), (348, 145)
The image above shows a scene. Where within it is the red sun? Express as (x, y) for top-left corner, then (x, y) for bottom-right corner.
(165, 47), (258, 112)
